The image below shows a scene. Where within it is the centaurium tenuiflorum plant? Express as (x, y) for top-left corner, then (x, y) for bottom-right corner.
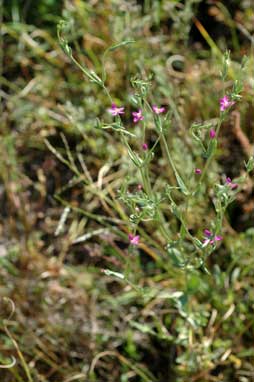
(108, 103), (125, 116)
(219, 95), (235, 111)
(132, 109), (144, 123)
(57, 23), (252, 274)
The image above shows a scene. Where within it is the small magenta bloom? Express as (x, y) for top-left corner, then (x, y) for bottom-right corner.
(220, 96), (235, 112)
(132, 109), (144, 123)
(203, 229), (222, 246)
(195, 168), (202, 174)
(226, 177), (238, 189)
(209, 236), (223, 245)
(128, 234), (140, 245)
(142, 143), (148, 151)
(152, 105), (166, 114)
(108, 103), (125, 116)
(204, 229), (212, 237)
(210, 129), (216, 139)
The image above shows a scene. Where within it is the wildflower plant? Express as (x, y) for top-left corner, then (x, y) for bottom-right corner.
(56, 22), (252, 278)
(56, 27), (254, 363)
(3, 2), (254, 381)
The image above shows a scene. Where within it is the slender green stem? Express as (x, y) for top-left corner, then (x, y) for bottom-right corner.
(103, 84), (113, 103)
(140, 167), (170, 241)
(68, 54), (112, 104)
(197, 117), (223, 187)
(140, 167), (152, 196)
(69, 54), (93, 80)
(161, 133), (178, 176)
(161, 133), (188, 195)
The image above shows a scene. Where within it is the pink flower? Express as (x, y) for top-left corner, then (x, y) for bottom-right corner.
(203, 229), (222, 246)
(142, 143), (148, 151)
(219, 96), (235, 112)
(128, 234), (140, 246)
(209, 236), (223, 245)
(204, 229), (212, 237)
(152, 105), (166, 114)
(226, 177), (238, 189)
(108, 103), (125, 116)
(195, 168), (202, 174)
(132, 109), (144, 123)
(137, 184), (143, 191)
(210, 129), (216, 139)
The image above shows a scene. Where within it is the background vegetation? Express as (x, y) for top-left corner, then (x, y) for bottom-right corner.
(1, 1), (254, 381)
